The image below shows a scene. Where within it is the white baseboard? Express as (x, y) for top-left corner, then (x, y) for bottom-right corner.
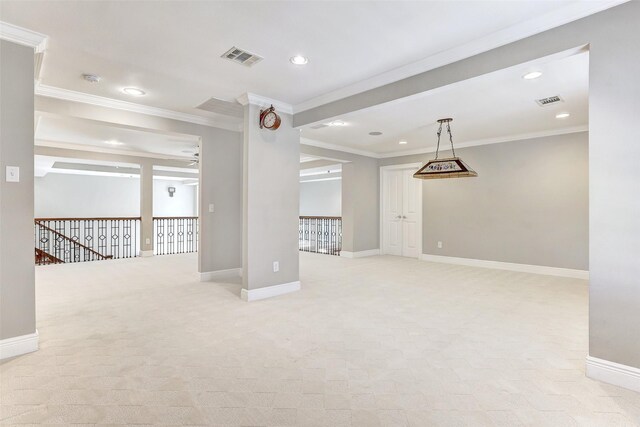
(586, 356), (640, 393)
(419, 254), (589, 279)
(200, 268), (242, 282)
(340, 249), (380, 258)
(0, 330), (39, 360)
(140, 250), (154, 257)
(241, 280), (301, 302)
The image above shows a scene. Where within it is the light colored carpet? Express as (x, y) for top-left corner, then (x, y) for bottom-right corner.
(1, 252), (639, 426)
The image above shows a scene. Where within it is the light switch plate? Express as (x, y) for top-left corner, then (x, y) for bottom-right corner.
(209, 204), (215, 213)
(6, 166), (19, 183)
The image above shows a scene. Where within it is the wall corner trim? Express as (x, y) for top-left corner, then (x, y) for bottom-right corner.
(241, 281), (301, 302)
(200, 268), (242, 282)
(340, 249), (380, 258)
(586, 356), (640, 393)
(419, 254), (589, 279)
(0, 330), (39, 360)
(0, 21), (48, 52)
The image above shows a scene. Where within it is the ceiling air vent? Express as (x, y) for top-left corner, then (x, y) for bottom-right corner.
(222, 46), (263, 67)
(535, 95), (564, 107)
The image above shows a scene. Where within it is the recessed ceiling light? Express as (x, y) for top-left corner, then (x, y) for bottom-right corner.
(522, 71), (543, 80)
(290, 55), (309, 65)
(82, 73), (101, 83)
(122, 87), (146, 96)
(555, 112), (571, 119)
(399, 140), (408, 145)
(369, 131), (383, 136)
(328, 120), (346, 127)
(104, 140), (124, 146)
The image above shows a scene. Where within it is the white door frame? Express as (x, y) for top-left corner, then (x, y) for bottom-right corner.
(379, 163), (423, 258)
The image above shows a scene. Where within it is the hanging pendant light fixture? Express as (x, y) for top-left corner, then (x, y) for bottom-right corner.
(413, 118), (478, 180)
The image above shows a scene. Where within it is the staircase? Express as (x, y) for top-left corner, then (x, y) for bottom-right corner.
(34, 219), (113, 265)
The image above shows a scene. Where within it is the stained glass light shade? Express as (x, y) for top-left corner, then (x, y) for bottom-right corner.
(413, 118), (478, 180)
(413, 157), (478, 180)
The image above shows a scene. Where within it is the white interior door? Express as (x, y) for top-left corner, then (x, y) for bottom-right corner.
(383, 170), (403, 256)
(402, 169), (421, 258)
(382, 167), (421, 258)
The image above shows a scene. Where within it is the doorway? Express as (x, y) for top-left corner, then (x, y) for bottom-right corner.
(380, 164), (422, 258)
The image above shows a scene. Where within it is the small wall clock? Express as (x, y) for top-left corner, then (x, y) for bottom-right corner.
(259, 105), (281, 130)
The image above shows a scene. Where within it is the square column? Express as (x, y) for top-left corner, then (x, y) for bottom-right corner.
(238, 94), (300, 301)
(0, 40), (38, 359)
(139, 160), (154, 256)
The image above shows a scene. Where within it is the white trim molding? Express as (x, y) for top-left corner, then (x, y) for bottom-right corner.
(35, 84), (241, 131)
(300, 137), (379, 158)
(0, 331), (39, 360)
(0, 21), (48, 52)
(300, 127), (588, 160)
(377, 126), (589, 159)
(200, 268), (242, 282)
(236, 92), (293, 115)
(586, 356), (640, 393)
(340, 249), (380, 258)
(420, 254), (589, 279)
(140, 250), (154, 258)
(241, 281), (301, 302)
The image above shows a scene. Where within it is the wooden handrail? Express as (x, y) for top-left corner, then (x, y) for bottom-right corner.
(299, 216), (342, 220)
(35, 217), (141, 221)
(35, 248), (64, 264)
(34, 221), (113, 260)
(153, 216), (198, 220)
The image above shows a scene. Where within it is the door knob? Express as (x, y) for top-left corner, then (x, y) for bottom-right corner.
(396, 215), (401, 219)
(402, 216), (407, 219)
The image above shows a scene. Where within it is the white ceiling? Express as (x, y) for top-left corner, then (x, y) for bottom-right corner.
(0, 0), (614, 116)
(301, 51), (589, 155)
(36, 115), (199, 159)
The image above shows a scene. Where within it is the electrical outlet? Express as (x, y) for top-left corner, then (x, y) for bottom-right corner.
(437, 241), (443, 249)
(273, 261), (279, 272)
(146, 238), (151, 245)
(5, 166), (19, 183)
(209, 204), (215, 213)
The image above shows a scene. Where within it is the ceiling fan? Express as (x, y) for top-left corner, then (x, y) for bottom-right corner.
(179, 147), (199, 166)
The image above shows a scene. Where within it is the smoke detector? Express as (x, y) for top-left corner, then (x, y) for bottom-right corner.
(221, 47), (263, 67)
(82, 73), (102, 83)
(535, 95), (564, 107)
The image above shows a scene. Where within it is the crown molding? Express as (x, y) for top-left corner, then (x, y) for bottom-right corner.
(301, 126), (587, 160)
(293, 1), (628, 113)
(376, 126), (588, 159)
(236, 92), (293, 115)
(0, 21), (48, 52)
(300, 137), (379, 158)
(35, 84), (242, 132)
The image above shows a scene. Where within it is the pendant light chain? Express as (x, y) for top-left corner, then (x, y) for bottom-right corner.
(446, 120), (456, 158)
(435, 120), (443, 160)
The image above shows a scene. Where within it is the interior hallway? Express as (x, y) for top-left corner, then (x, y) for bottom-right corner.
(1, 253), (639, 426)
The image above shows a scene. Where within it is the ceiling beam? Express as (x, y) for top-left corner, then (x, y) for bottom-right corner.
(35, 146), (198, 170)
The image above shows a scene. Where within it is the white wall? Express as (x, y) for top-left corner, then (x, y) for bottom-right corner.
(34, 173), (197, 218)
(299, 179), (341, 217)
(153, 179), (197, 217)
